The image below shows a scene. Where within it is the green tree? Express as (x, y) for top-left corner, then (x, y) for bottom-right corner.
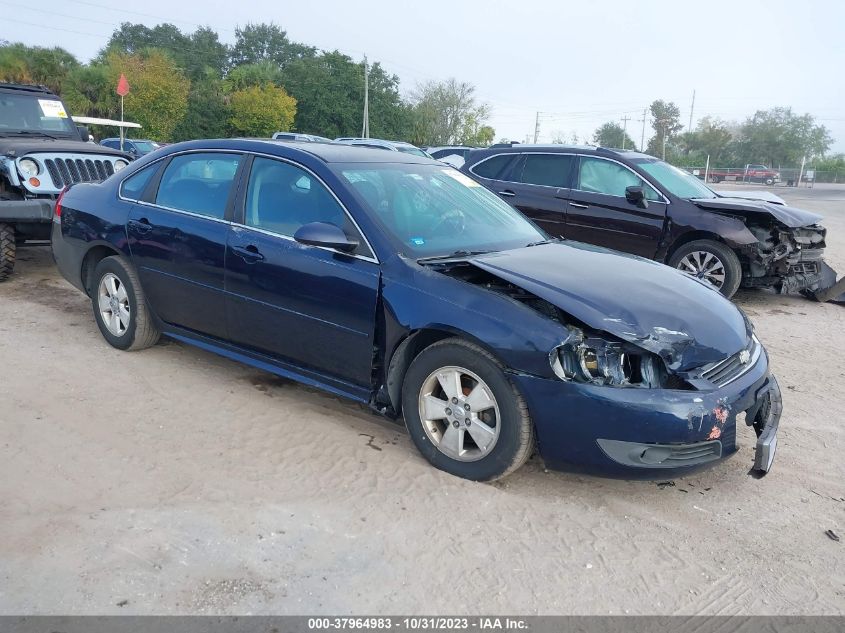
(646, 99), (683, 158)
(104, 23), (229, 81)
(592, 121), (636, 150)
(231, 23), (316, 69)
(735, 107), (832, 166)
(105, 49), (190, 141)
(409, 78), (490, 146)
(229, 83), (296, 136)
(0, 43), (80, 93)
(280, 52), (410, 139)
(172, 75), (230, 141)
(226, 61), (284, 91)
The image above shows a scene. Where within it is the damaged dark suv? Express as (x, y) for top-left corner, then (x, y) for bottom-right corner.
(461, 144), (827, 298)
(52, 140), (781, 481)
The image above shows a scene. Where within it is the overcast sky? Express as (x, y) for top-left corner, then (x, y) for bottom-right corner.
(6, 0), (845, 152)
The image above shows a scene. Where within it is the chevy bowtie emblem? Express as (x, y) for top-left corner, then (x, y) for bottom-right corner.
(739, 349), (751, 364)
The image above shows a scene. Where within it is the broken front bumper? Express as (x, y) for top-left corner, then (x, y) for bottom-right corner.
(509, 347), (780, 478)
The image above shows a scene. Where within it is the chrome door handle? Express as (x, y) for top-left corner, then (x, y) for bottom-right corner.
(498, 190), (515, 197)
(569, 202), (589, 209)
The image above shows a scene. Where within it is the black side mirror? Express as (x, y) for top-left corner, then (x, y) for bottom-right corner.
(76, 125), (90, 141)
(625, 185), (649, 209)
(294, 222), (359, 254)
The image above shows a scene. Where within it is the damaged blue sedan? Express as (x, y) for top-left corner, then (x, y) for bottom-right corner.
(51, 139), (781, 480)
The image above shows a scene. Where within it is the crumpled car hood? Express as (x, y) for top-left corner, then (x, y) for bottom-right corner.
(692, 196), (822, 228)
(470, 242), (749, 371)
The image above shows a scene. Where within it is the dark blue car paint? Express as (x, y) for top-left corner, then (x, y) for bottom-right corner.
(51, 138), (779, 477)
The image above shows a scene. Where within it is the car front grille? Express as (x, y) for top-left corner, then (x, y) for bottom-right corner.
(44, 157), (115, 188)
(700, 335), (761, 387)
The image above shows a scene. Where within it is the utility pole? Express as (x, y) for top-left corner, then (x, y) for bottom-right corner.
(533, 111), (541, 144)
(688, 89), (696, 131)
(361, 55), (370, 138)
(620, 115), (631, 149)
(660, 120), (668, 161)
(638, 107), (647, 151)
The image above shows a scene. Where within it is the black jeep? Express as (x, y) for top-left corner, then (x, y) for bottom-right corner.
(0, 83), (130, 280)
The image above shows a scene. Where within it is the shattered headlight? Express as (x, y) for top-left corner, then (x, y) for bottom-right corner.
(549, 329), (667, 388)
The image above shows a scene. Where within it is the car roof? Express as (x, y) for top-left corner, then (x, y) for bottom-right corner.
(162, 138), (434, 164)
(467, 144), (656, 161)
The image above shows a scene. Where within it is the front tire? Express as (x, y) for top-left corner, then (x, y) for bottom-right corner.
(91, 255), (160, 351)
(0, 223), (15, 281)
(401, 338), (534, 481)
(668, 239), (742, 298)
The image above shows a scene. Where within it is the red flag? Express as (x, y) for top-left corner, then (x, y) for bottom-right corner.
(116, 74), (130, 97)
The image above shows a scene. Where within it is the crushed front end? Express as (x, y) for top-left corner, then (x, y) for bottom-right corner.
(743, 222), (827, 293)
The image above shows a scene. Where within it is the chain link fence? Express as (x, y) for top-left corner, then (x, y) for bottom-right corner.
(682, 166), (845, 186)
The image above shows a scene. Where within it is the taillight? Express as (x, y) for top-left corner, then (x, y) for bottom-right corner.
(55, 186), (68, 218)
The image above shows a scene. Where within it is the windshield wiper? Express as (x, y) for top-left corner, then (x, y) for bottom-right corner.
(525, 239), (556, 247)
(7, 130), (59, 140)
(416, 249), (495, 263)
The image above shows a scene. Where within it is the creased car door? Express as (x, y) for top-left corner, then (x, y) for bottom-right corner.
(224, 155), (380, 387)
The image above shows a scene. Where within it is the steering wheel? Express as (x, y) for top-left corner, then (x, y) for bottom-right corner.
(431, 208), (467, 235)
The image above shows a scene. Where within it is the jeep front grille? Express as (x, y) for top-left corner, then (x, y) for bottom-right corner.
(44, 158), (114, 188)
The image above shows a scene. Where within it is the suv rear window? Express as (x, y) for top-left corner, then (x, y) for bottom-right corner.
(470, 154), (513, 179)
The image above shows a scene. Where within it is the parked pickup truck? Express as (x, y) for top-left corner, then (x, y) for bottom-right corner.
(701, 164), (780, 186)
(0, 82), (130, 280)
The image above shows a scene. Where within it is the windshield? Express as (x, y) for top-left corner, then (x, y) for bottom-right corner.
(397, 146), (430, 158)
(0, 92), (76, 137)
(633, 158), (717, 199)
(132, 140), (156, 153)
(335, 163), (545, 257)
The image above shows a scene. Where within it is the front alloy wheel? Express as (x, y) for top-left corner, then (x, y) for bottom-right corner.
(668, 239), (742, 298)
(676, 251), (727, 289)
(402, 338), (534, 481)
(418, 365), (501, 462)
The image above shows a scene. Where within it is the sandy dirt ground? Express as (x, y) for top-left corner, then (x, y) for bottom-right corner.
(1, 184), (843, 615)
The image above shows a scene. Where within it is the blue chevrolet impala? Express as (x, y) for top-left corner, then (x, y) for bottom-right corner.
(51, 139), (781, 480)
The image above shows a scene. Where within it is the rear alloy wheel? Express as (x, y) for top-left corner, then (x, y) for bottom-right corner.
(91, 255), (160, 351)
(0, 223), (15, 281)
(402, 338), (533, 481)
(668, 239), (742, 298)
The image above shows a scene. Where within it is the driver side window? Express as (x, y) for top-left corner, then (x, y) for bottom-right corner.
(576, 157), (660, 200)
(244, 157), (371, 257)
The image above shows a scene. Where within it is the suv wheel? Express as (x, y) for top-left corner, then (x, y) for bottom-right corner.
(668, 240), (742, 298)
(401, 338), (534, 481)
(91, 255), (160, 350)
(0, 223), (15, 281)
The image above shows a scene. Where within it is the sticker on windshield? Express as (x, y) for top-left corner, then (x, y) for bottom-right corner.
(441, 169), (480, 187)
(38, 100), (68, 118)
(410, 237), (426, 246)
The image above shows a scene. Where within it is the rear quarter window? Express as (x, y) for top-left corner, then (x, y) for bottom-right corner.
(470, 154), (513, 179)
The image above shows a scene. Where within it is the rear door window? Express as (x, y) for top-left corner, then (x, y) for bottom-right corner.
(155, 153), (242, 220)
(515, 154), (574, 188)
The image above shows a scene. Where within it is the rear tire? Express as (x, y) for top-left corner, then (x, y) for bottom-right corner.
(0, 223), (15, 281)
(668, 239), (742, 298)
(401, 338), (533, 481)
(91, 255), (160, 351)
